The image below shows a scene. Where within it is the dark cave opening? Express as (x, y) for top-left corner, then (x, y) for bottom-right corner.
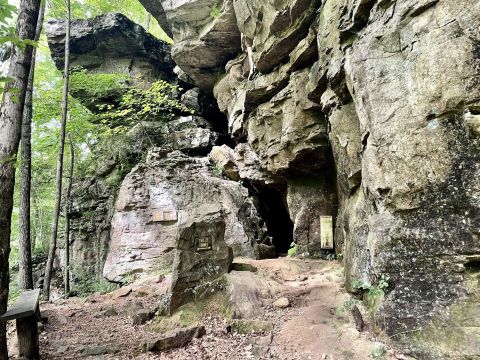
(465, 259), (480, 273)
(246, 181), (294, 255)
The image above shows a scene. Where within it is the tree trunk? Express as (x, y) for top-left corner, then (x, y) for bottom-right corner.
(18, 1), (46, 292)
(0, 0), (40, 357)
(146, 13), (151, 32)
(64, 138), (74, 295)
(43, 0), (70, 301)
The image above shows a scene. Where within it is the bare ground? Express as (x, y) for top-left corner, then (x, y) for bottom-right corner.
(6, 258), (413, 359)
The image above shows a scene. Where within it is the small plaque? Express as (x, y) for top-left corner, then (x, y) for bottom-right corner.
(320, 215), (334, 249)
(196, 237), (212, 251)
(152, 209), (178, 223)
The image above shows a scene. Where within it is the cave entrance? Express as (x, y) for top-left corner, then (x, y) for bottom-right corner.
(248, 182), (294, 256)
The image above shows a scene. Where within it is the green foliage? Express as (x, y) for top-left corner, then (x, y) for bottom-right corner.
(211, 161), (223, 177)
(352, 274), (390, 321)
(287, 242), (297, 257)
(371, 343), (386, 358)
(335, 297), (359, 317)
(45, 0), (173, 43)
(69, 68), (129, 98)
(210, 3), (221, 19)
(70, 269), (117, 297)
(0, 0), (39, 90)
(326, 253), (336, 261)
(97, 80), (192, 128)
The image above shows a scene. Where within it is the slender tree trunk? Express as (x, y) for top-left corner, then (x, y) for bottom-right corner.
(64, 138), (74, 295)
(19, 1), (46, 291)
(43, 0), (70, 301)
(146, 13), (151, 32)
(0, 0), (40, 357)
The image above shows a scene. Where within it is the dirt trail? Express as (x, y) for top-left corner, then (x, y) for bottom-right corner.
(7, 258), (411, 359)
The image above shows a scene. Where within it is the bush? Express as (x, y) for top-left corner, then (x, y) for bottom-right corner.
(71, 269), (117, 297)
(287, 242), (297, 257)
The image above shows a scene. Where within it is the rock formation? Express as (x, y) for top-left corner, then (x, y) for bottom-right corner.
(46, 12), (173, 82)
(103, 149), (267, 283)
(143, 0), (480, 358)
(46, 1), (480, 357)
(46, 13), (271, 290)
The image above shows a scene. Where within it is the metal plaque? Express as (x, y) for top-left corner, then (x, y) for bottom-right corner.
(196, 237), (212, 251)
(152, 209), (178, 223)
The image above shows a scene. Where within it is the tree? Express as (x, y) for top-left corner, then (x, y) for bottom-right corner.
(43, 0), (70, 300)
(64, 137), (74, 295)
(18, 0), (46, 291)
(0, 0), (40, 356)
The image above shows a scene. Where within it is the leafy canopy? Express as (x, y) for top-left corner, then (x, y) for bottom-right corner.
(97, 80), (192, 129)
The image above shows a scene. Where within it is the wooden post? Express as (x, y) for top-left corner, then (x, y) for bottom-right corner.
(1, 289), (41, 359)
(16, 308), (39, 359)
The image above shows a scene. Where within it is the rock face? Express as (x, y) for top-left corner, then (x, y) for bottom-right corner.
(46, 13), (176, 113)
(46, 13), (174, 82)
(162, 0), (480, 358)
(103, 149), (269, 283)
(46, 3), (480, 358)
(170, 216), (232, 312)
(140, 0), (241, 89)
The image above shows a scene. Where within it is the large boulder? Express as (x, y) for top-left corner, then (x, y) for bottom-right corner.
(140, 0), (241, 90)
(46, 13), (175, 112)
(170, 217), (233, 312)
(103, 149), (269, 283)
(46, 13), (174, 81)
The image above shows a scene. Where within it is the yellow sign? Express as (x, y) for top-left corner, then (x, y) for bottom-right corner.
(152, 209), (178, 223)
(320, 216), (334, 249)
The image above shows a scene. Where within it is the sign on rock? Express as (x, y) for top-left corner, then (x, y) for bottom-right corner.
(320, 215), (334, 249)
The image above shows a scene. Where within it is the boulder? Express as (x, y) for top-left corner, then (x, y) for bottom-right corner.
(132, 309), (155, 326)
(103, 150), (269, 283)
(45, 12), (174, 83)
(272, 297), (290, 309)
(140, 0), (241, 89)
(170, 216), (233, 312)
(146, 325), (206, 352)
(62, 116), (219, 283)
(226, 270), (279, 319)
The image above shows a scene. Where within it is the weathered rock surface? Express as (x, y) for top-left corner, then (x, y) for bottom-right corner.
(46, 12), (174, 82)
(46, 13), (175, 113)
(170, 216), (232, 312)
(226, 270), (278, 319)
(146, 325), (206, 352)
(140, 0), (241, 89)
(103, 149), (269, 283)
(46, 1), (480, 358)
(64, 116), (217, 284)
(155, 0), (480, 358)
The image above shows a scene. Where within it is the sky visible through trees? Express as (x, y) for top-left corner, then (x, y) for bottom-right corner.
(3, 0), (171, 302)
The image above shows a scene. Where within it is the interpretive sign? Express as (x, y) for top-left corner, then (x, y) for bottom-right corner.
(196, 237), (212, 251)
(152, 209), (178, 222)
(320, 215), (334, 249)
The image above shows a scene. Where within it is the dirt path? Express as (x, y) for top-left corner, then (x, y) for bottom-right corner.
(7, 258), (411, 359)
